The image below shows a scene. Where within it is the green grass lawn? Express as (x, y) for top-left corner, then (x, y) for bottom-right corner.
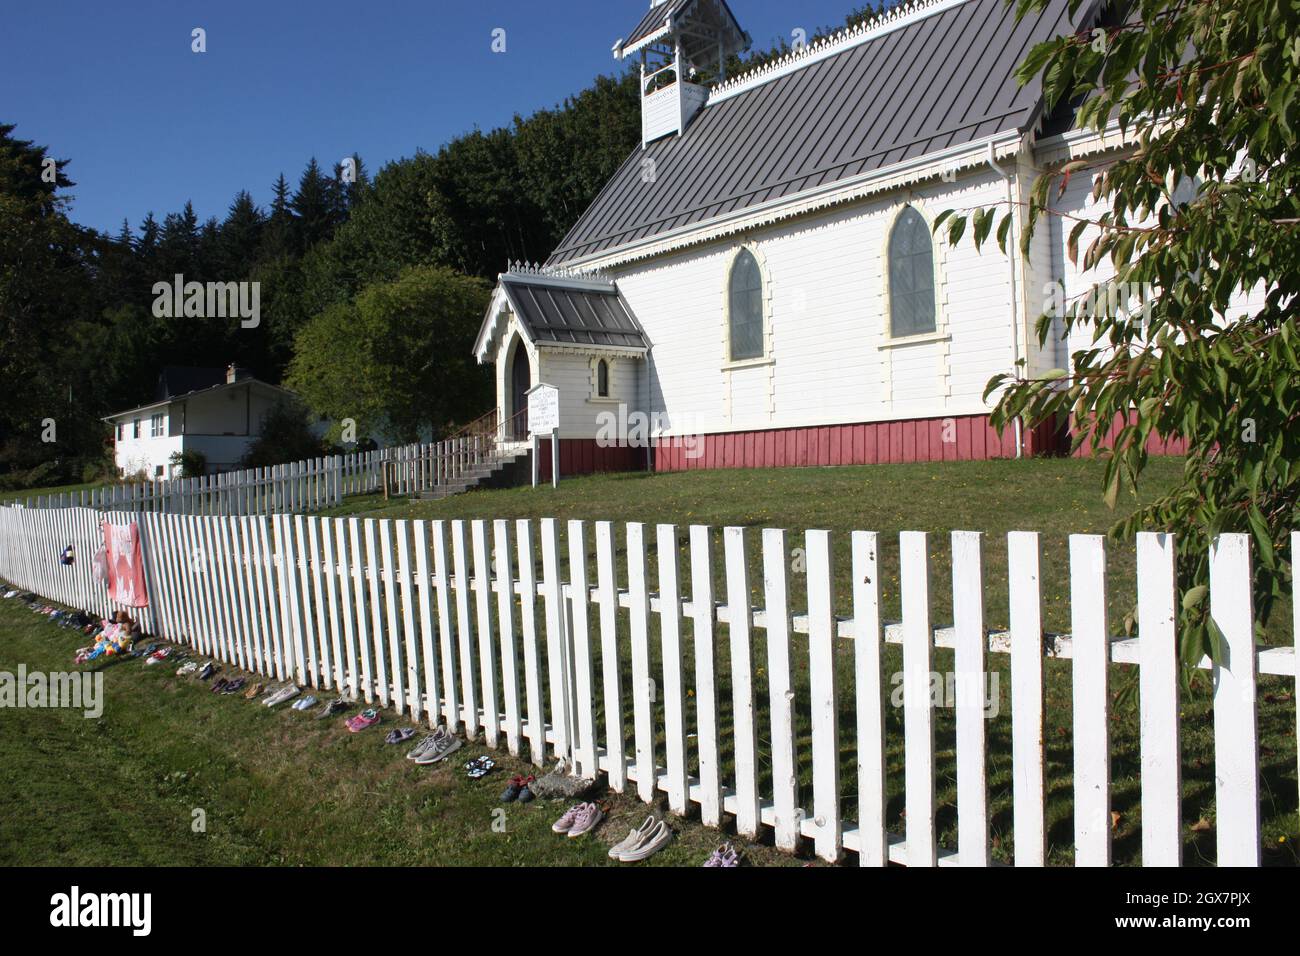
(0, 479), (109, 506)
(0, 595), (801, 867)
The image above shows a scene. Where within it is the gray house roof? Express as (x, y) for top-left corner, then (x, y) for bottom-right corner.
(500, 276), (649, 352)
(552, 0), (1090, 265)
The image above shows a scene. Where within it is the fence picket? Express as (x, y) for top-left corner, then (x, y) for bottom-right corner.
(471, 520), (500, 747)
(431, 520), (461, 732)
(952, 531), (989, 867)
(626, 522), (656, 802)
(515, 519), (545, 765)
(450, 520), (480, 738)
(1208, 533), (1260, 866)
(761, 527), (798, 849)
(1070, 534), (1110, 867)
(851, 531), (886, 867)
(806, 529), (841, 862)
(568, 521), (599, 780)
(723, 526), (760, 837)
(396, 520), (422, 721)
(1008, 531), (1045, 866)
(900, 530), (936, 866)
(656, 523), (689, 816)
(688, 525), (720, 826)
(414, 521), (442, 729)
(596, 521), (627, 790)
(493, 520), (521, 754)
(1137, 532), (1181, 865)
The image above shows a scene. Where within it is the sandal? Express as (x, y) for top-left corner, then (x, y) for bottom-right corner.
(464, 756), (496, 779)
(385, 727), (416, 745)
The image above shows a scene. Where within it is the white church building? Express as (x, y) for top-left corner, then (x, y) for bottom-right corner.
(474, 0), (1191, 475)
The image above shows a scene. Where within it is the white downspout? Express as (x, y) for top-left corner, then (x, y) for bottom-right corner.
(986, 141), (1024, 458)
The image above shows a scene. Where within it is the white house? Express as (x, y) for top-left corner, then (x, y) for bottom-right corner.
(474, 0), (1239, 475)
(104, 365), (305, 479)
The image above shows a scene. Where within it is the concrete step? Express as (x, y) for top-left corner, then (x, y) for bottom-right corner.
(408, 452), (528, 501)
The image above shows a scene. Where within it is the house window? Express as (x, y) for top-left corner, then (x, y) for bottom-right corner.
(888, 206), (936, 337)
(154, 465), (164, 477)
(150, 413), (165, 438)
(132, 418), (140, 439)
(117, 423), (124, 441)
(728, 248), (765, 361)
(597, 359), (610, 398)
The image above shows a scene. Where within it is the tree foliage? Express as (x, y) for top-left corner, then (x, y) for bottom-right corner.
(286, 266), (491, 444)
(936, 0), (1300, 662)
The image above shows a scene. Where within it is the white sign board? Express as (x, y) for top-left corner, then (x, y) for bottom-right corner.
(527, 383), (559, 435)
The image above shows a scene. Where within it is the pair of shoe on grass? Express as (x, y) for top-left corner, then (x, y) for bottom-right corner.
(607, 815), (673, 862)
(500, 775), (537, 803)
(405, 727), (462, 764)
(551, 802), (604, 838)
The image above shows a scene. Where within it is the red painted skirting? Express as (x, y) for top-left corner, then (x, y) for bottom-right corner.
(652, 414), (1066, 473)
(1070, 413), (1189, 457)
(527, 413), (1184, 478)
(535, 439), (645, 477)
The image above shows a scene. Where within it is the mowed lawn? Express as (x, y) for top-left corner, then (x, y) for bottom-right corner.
(0, 596), (801, 867)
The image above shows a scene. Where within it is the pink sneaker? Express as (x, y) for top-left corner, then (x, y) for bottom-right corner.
(551, 804), (584, 834)
(345, 709), (381, 733)
(566, 802), (604, 838)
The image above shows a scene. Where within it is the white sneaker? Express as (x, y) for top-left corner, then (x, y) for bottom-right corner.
(607, 815), (656, 860)
(264, 684), (300, 707)
(617, 820), (672, 862)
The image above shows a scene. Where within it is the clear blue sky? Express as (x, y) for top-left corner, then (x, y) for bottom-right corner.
(2, 0), (866, 234)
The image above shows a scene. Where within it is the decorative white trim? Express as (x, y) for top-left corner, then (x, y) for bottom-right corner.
(708, 0), (969, 103)
(1033, 119), (1141, 167)
(720, 241), (776, 422)
(553, 134), (1023, 272)
(878, 200), (951, 403)
(504, 260), (613, 286)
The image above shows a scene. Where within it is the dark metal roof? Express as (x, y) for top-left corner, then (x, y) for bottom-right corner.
(554, 0), (1088, 265)
(623, 0), (690, 51)
(502, 278), (649, 351)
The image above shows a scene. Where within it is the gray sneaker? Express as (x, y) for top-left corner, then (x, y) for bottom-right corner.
(406, 728), (448, 762)
(413, 731), (463, 765)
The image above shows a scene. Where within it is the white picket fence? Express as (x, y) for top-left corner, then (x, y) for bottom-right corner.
(0, 503), (1295, 866)
(15, 436), (495, 515)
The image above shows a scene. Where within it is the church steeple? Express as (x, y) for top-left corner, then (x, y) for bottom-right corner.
(613, 0), (750, 146)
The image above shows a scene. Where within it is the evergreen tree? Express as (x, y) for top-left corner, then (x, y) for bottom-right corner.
(291, 158), (338, 250)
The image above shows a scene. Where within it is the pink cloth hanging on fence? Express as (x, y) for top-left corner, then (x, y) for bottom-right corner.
(101, 520), (149, 608)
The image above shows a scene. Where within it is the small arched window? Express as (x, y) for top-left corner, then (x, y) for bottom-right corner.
(888, 207), (936, 337)
(728, 248), (764, 361)
(596, 358), (610, 397)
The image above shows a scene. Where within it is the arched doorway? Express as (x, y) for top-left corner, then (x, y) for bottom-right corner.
(509, 340), (530, 440)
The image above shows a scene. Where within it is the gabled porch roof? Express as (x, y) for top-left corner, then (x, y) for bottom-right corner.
(474, 268), (650, 364)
